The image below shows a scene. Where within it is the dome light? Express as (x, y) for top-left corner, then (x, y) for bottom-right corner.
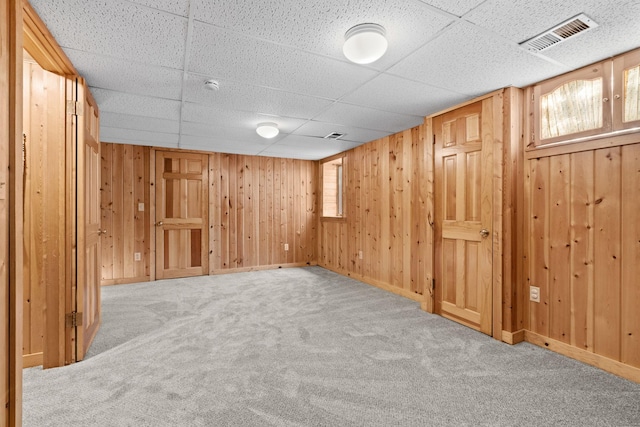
(256, 122), (279, 139)
(343, 23), (388, 64)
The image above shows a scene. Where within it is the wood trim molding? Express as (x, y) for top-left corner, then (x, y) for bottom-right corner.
(425, 88), (506, 120)
(319, 263), (426, 304)
(22, 0), (76, 76)
(210, 262), (318, 275)
(22, 353), (43, 369)
(101, 277), (151, 287)
(525, 330), (640, 384)
(501, 329), (525, 345)
(7, 0), (25, 424)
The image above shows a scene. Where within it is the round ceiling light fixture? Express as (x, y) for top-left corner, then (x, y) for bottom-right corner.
(343, 23), (388, 64)
(256, 122), (279, 139)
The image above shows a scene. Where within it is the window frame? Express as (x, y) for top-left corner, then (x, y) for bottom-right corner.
(320, 154), (346, 220)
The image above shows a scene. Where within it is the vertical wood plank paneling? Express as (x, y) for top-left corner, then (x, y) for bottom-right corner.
(122, 145), (134, 277)
(525, 142), (640, 370)
(548, 154), (571, 343)
(100, 142), (150, 285)
(318, 125), (432, 303)
(569, 150), (595, 351)
(621, 143), (640, 366)
(101, 143), (113, 281)
(593, 147), (622, 361)
(133, 145), (145, 278)
(529, 157), (550, 336)
(111, 143), (124, 280)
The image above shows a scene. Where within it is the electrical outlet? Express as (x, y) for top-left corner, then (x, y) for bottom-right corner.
(284, 243), (289, 251)
(358, 250), (363, 259)
(530, 286), (540, 303)
(134, 252), (141, 261)
(138, 202), (144, 211)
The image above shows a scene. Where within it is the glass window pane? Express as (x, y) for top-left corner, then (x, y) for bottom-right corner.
(624, 65), (640, 123)
(540, 77), (603, 139)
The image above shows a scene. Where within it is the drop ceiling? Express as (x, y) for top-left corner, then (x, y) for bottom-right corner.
(29, 0), (640, 160)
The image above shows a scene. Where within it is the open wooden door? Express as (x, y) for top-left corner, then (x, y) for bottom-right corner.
(155, 151), (209, 279)
(434, 100), (494, 335)
(67, 77), (101, 362)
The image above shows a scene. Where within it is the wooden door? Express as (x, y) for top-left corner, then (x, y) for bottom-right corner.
(155, 151), (209, 279)
(434, 100), (493, 335)
(69, 77), (101, 361)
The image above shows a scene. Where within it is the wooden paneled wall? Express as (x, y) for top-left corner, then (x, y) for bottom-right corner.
(101, 147), (317, 282)
(100, 143), (151, 285)
(524, 143), (640, 370)
(209, 153), (317, 272)
(318, 126), (433, 302)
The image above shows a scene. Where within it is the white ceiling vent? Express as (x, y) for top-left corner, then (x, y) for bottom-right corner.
(520, 14), (598, 52)
(324, 132), (345, 140)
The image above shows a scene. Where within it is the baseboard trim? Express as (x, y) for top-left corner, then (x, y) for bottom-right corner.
(23, 352), (43, 368)
(101, 276), (150, 286)
(501, 329), (525, 345)
(210, 262), (317, 275)
(318, 264), (425, 303)
(524, 331), (640, 384)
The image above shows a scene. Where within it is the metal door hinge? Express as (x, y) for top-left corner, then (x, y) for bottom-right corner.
(65, 311), (83, 328)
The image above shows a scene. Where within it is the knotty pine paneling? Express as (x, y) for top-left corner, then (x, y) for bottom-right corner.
(209, 153), (317, 272)
(100, 143), (151, 285)
(524, 142), (640, 368)
(22, 60), (66, 366)
(318, 125), (432, 302)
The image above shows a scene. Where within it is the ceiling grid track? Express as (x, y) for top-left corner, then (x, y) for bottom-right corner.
(177, 0), (197, 149)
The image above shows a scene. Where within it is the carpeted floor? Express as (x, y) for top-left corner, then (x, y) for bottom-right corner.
(23, 267), (640, 426)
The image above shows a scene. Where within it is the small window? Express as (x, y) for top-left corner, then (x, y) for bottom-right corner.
(540, 77), (603, 139)
(624, 64), (640, 123)
(322, 157), (344, 218)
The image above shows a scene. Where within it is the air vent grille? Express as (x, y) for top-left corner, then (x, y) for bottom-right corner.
(520, 14), (598, 52)
(324, 132), (345, 140)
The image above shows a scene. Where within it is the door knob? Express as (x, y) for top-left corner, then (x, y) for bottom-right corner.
(480, 228), (490, 238)
(155, 221), (164, 227)
(98, 229), (107, 235)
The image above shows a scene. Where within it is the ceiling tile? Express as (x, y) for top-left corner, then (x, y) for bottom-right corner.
(181, 122), (287, 146)
(30, 0), (187, 69)
(260, 135), (361, 160)
(100, 112), (180, 134)
(292, 121), (389, 144)
(388, 20), (569, 95)
(192, 0), (454, 70)
(187, 21), (379, 100)
(182, 102), (308, 131)
(126, 0), (190, 16)
(341, 73), (471, 116)
(66, 49), (183, 100)
(314, 103), (423, 133)
(91, 88), (181, 121)
(100, 126), (178, 145)
(535, 1), (640, 70)
(180, 135), (269, 156)
(465, 0), (608, 44)
(417, 0), (486, 17)
(183, 74), (334, 120)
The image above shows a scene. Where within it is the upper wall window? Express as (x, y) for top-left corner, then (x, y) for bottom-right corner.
(529, 47), (640, 149)
(540, 77), (603, 140)
(322, 157), (344, 218)
(531, 61), (611, 147)
(624, 65), (640, 123)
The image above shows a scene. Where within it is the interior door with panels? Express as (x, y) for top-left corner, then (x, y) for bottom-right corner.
(155, 151), (209, 279)
(434, 100), (494, 335)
